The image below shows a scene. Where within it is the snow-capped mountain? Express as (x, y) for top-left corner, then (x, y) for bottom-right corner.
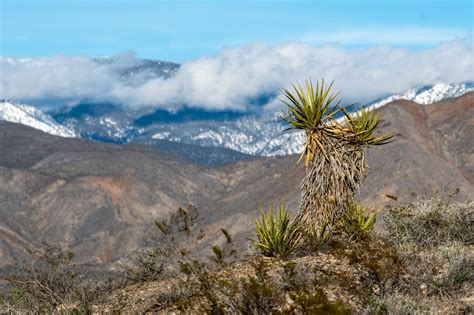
(137, 114), (305, 156)
(1, 82), (472, 160)
(53, 102), (142, 143)
(139, 82), (474, 156)
(0, 100), (76, 138)
(366, 82), (474, 110)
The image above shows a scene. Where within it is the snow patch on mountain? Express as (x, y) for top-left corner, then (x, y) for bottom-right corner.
(0, 100), (76, 138)
(366, 83), (474, 110)
(146, 115), (305, 156)
(148, 82), (473, 157)
(2, 82), (472, 159)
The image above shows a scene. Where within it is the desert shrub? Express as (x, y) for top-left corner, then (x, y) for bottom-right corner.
(288, 289), (351, 314)
(189, 258), (285, 314)
(116, 203), (204, 285)
(155, 204), (201, 239)
(368, 292), (430, 314)
(382, 192), (473, 247)
(338, 201), (376, 240)
(4, 243), (92, 313)
(369, 290), (472, 314)
(208, 229), (237, 267)
(140, 226), (239, 312)
(338, 237), (401, 298)
(381, 192), (473, 301)
(175, 257), (351, 314)
(234, 259), (283, 313)
(117, 247), (167, 283)
(2, 204), (210, 313)
(433, 242), (473, 294)
(255, 203), (302, 258)
(396, 241), (473, 297)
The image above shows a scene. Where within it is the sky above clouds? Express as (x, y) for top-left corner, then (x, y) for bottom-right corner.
(1, 0), (472, 59)
(0, 0), (473, 110)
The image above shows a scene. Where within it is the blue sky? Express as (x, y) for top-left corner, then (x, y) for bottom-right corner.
(1, 0), (472, 61)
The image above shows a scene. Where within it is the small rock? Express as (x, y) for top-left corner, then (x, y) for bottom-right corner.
(372, 285), (380, 295)
(420, 283), (428, 296)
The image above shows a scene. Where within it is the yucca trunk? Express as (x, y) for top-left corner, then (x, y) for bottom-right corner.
(298, 141), (367, 228)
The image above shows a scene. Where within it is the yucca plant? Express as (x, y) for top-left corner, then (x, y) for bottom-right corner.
(339, 201), (377, 240)
(255, 203), (302, 258)
(281, 78), (395, 229)
(306, 220), (332, 250)
(280, 79), (343, 166)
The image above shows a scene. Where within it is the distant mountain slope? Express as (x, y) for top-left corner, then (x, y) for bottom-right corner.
(0, 93), (472, 281)
(137, 83), (474, 156)
(132, 138), (253, 166)
(46, 81), (474, 156)
(2, 83), (473, 163)
(359, 92), (474, 206)
(0, 100), (76, 138)
(366, 82), (474, 109)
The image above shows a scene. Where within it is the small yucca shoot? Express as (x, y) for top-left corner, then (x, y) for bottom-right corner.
(255, 203), (302, 258)
(339, 201), (376, 239)
(308, 221), (331, 243)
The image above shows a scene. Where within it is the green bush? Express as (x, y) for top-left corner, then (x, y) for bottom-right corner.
(255, 203), (302, 258)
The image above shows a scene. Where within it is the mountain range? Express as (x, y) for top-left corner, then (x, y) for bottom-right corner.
(0, 92), (472, 282)
(1, 81), (473, 164)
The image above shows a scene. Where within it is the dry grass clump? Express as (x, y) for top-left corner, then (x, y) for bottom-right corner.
(374, 192), (474, 313)
(116, 247), (167, 283)
(382, 192), (473, 298)
(370, 292), (431, 314)
(382, 191), (473, 247)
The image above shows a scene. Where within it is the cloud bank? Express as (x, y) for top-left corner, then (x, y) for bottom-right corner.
(1, 38), (473, 111)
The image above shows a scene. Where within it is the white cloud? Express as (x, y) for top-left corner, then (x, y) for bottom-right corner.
(1, 38), (473, 111)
